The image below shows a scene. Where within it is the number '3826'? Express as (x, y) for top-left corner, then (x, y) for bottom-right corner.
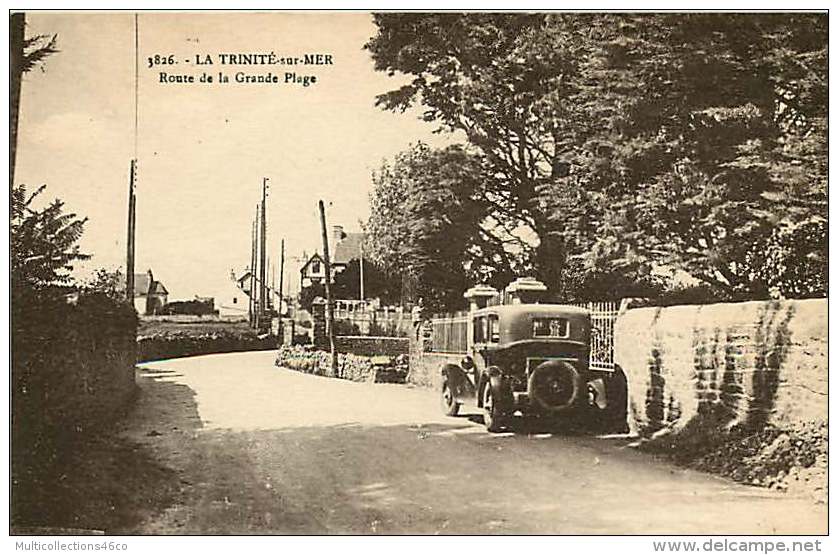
(147, 54), (176, 68)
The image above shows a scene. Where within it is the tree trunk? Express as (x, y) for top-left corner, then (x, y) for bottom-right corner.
(10, 13), (25, 188)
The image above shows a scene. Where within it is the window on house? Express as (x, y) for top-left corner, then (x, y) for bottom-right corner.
(312, 261), (321, 274)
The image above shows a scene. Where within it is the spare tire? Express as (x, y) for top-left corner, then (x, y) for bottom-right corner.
(528, 360), (582, 413)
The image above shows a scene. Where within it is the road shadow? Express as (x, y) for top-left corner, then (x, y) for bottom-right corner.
(459, 411), (607, 436)
(11, 367), (202, 535)
(29, 356), (820, 535)
(144, 418), (824, 535)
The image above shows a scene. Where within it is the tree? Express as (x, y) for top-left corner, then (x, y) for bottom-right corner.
(365, 14), (683, 298)
(366, 14), (583, 290)
(758, 218), (827, 299)
(81, 267), (125, 302)
(298, 281), (325, 312)
(365, 143), (508, 311)
(331, 259), (401, 306)
(546, 14), (827, 298)
(367, 13), (827, 300)
(11, 184), (89, 291)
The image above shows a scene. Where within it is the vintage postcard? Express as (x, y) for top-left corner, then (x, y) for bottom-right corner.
(9, 9), (828, 541)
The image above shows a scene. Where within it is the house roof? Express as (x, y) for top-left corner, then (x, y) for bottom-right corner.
(333, 232), (364, 265)
(133, 272), (168, 297)
(300, 252), (324, 274)
(149, 281), (168, 296)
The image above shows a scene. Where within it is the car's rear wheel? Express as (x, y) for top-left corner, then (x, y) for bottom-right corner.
(528, 360), (582, 414)
(441, 378), (459, 416)
(482, 382), (505, 433)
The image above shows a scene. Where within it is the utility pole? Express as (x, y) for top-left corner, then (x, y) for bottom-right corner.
(259, 178), (268, 328)
(125, 15), (140, 304)
(359, 240), (365, 301)
(247, 218), (253, 326)
(250, 205), (258, 328)
(10, 13), (25, 187)
(278, 238), (285, 316)
(125, 159), (137, 303)
(270, 259), (275, 312)
(318, 200), (338, 374)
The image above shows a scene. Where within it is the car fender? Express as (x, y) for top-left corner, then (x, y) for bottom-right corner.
(441, 364), (475, 401)
(478, 366), (513, 410)
(587, 377), (608, 409)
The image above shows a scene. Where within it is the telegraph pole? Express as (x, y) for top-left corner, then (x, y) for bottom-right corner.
(359, 240), (365, 301)
(269, 259), (275, 312)
(125, 159), (137, 302)
(278, 238), (285, 316)
(125, 15), (140, 303)
(248, 218), (254, 326)
(259, 178), (268, 328)
(250, 205), (258, 328)
(318, 200), (338, 374)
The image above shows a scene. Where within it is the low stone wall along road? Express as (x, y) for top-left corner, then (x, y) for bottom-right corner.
(124, 351), (825, 534)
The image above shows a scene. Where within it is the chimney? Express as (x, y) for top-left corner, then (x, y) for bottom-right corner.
(331, 225), (345, 245)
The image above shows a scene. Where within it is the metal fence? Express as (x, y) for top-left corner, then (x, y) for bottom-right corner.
(570, 301), (619, 371)
(333, 302), (412, 337)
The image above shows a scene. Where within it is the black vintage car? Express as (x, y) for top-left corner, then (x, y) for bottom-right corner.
(439, 304), (625, 432)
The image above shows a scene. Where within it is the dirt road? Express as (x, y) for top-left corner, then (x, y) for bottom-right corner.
(122, 351), (826, 534)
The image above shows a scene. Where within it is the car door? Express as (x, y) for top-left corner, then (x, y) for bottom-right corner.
(472, 313), (501, 391)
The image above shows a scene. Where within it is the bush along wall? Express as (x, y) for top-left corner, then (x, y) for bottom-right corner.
(11, 290), (139, 524)
(12, 291), (138, 446)
(137, 331), (277, 362)
(615, 298), (827, 501)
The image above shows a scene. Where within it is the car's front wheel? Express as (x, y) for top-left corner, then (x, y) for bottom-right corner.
(441, 378), (459, 416)
(482, 382), (505, 433)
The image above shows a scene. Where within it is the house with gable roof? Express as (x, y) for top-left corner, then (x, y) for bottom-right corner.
(133, 269), (169, 315)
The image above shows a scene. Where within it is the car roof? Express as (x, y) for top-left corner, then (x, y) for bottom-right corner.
(473, 303), (589, 318)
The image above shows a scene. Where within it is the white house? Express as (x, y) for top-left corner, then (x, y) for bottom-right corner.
(214, 272), (250, 319)
(133, 269), (168, 315)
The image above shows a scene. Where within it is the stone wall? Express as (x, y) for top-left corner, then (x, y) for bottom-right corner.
(276, 345), (376, 382)
(137, 334), (277, 362)
(335, 336), (409, 357)
(614, 298), (827, 436)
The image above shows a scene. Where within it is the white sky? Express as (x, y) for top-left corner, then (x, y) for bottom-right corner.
(16, 12), (450, 299)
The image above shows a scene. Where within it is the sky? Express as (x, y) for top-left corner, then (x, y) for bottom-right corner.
(16, 12), (450, 300)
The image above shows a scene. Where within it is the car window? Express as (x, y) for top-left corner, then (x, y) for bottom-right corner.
(473, 316), (487, 343)
(532, 317), (570, 338)
(487, 314), (500, 343)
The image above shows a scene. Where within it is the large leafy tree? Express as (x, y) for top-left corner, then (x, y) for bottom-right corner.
(367, 13), (827, 300)
(366, 14), (585, 290)
(11, 184), (89, 291)
(561, 13), (827, 299)
(331, 259), (401, 306)
(365, 143), (505, 310)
